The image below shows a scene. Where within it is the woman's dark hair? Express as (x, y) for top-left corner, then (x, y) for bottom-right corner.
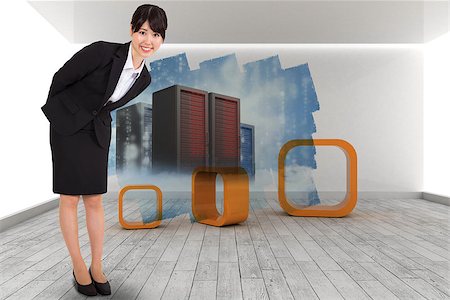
(131, 4), (168, 40)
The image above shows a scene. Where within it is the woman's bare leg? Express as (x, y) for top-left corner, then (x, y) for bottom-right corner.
(59, 194), (91, 284)
(82, 194), (107, 283)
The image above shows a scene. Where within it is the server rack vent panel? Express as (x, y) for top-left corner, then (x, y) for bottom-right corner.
(209, 93), (240, 168)
(179, 89), (209, 170)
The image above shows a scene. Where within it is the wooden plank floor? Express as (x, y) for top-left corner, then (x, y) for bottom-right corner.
(0, 194), (449, 300)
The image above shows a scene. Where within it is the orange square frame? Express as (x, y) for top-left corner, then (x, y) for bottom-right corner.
(278, 139), (357, 217)
(118, 185), (163, 229)
(192, 167), (249, 226)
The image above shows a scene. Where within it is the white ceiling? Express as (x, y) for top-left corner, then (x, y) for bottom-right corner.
(29, 1), (449, 44)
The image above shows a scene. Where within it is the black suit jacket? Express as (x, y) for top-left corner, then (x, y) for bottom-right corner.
(41, 41), (151, 149)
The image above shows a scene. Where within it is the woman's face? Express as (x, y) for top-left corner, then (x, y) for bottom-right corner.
(130, 20), (164, 61)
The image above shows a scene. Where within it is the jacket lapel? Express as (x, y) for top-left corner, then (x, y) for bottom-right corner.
(102, 41), (130, 106)
(99, 41), (151, 111)
(107, 67), (150, 111)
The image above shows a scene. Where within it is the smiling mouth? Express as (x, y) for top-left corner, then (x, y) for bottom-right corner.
(141, 46), (153, 51)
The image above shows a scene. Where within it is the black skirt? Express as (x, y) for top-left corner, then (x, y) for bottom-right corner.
(50, 120), (109, 195)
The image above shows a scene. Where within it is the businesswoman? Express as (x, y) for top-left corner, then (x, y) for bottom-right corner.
(41, 4), (167, 296)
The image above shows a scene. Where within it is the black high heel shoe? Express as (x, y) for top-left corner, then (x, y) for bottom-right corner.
(89, 267), (111, 295)
(72, 270), (97, 296)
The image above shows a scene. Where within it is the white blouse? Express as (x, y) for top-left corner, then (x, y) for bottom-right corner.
(106, 42), (145, 105)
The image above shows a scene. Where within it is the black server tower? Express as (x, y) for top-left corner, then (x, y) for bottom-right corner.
(116, 102), (152, 175)
(152, 85), (209, 173)
(240, 123), (255, 178)
(208, 92), (240, 168)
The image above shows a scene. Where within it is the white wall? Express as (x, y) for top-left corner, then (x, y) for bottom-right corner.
(160, 45), (423, 194)
(424, 33), (450, 197)
(0, 0), (81, 219)
(0, 1), (426, 219)
(302, 46), (423, 193)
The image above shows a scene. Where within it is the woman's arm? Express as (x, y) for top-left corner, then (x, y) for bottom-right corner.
(47, 41), (105, 98)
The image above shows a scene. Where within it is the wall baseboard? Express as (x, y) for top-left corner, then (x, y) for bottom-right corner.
(423, 192), (450, 206)
(1, 191), (448, 233)
(0, 197), (59, 233)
